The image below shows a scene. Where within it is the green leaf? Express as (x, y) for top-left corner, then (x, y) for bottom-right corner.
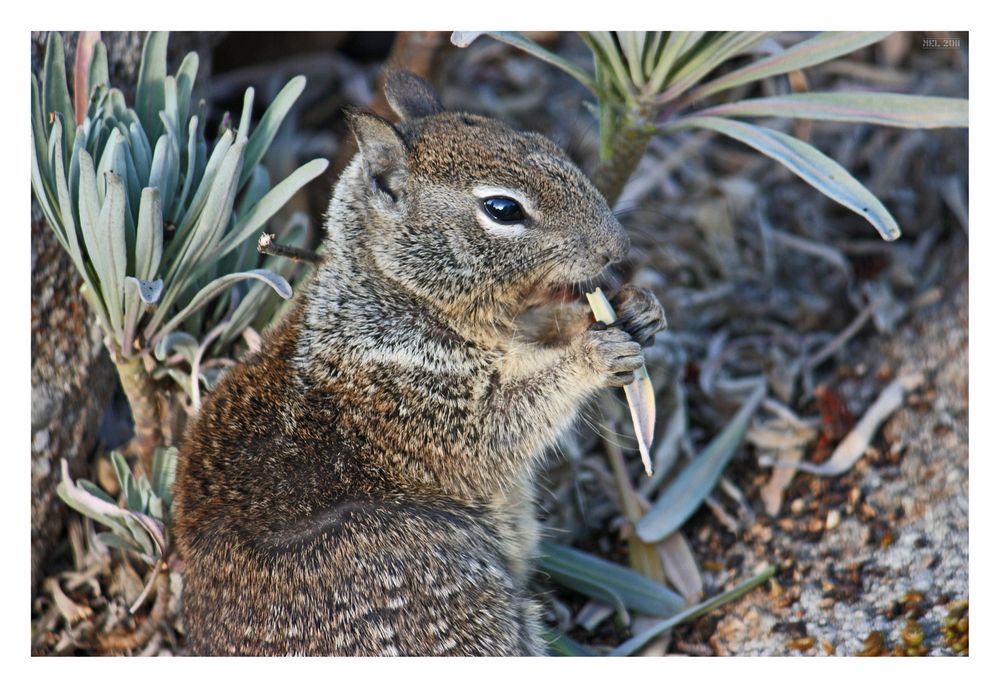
(171, 129), (234, 241)
(641, 32), (664, 77)
(76, 149), (104, 276)
(685, 32), (895, 105)
(583, 32), (636, 103)
(163, 75), (179, 142)
(238, 76), (306, 188)
(94, 531), (145, 556)
(154, 330), (200, 364)
(537, 542), (687, 619)
(122, 277), (163, 356)
(148, 134), (180, 221)
(135, 187), (164, 281)
(96, 172), (129, 338)
(151, 447), (178, 511)
(451, 32), (598, 95)
(155, 138), (247, 328)
(57, 460), (138, 543)
(235, 165), (271, 220)
(110, 452), (134, 497)
(137, 475), (154, 505)
(75, 152), (116, 333)
(148, 494), (165, 521)
(95, 128), (128, 205)
(176, 116), (200, 213)
(616, 32), (647, 89)
(88, 40), (109, 93)
(176, 52), (199, 131)
(669, 116), (900, 240)
(107, 87), (128, 121)
(136, 31), (169, 143)
(610, 565), (776, 656)
(48, 117), (89, 289)
(543, 628), (599, 657)
(636, 382), (766, 542)
(42, 32), (75, 165)
(153, 269), (292, 347)
(216, 158), (329, 260)
(237, 87), (255, 142)
(30, 76), (54, 204)
(694, 92), (969, 129)
(658, 32), (770, 104)
(77, 479), (116, 505)
(646, 32), (695, 95)
(128, 122), (152, 187)
(68, 124), (87, 220)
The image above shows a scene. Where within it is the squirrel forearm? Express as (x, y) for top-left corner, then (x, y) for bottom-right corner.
(474, 346), (598, 471)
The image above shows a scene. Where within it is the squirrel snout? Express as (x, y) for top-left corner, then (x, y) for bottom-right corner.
(593, 222), (630, 265)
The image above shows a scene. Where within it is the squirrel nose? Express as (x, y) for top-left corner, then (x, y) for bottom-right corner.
(599, 224), (630, 264)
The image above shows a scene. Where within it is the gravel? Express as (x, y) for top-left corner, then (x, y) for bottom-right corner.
(707, 275), (968, 656)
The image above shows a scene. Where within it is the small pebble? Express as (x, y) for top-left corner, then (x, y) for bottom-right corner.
(785, 636), (815, 652)
(826, 510), (841, 530)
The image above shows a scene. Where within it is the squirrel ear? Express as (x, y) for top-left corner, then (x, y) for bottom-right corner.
(346, 109), (408, 201)
(384, 70), (443, 121)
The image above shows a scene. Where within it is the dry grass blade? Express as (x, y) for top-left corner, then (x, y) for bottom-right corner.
(658, 531), (703, 602)
(604, 432), (667, 584)
(587, 287), (655, 475)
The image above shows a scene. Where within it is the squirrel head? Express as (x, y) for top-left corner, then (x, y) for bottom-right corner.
(336, 71), (629, 331)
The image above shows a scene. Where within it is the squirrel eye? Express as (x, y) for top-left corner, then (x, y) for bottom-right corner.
(482, 196), (526, 224)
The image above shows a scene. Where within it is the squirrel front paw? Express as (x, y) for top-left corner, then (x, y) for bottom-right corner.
(610, 285), (667, 347)
(579, 326), (644, 387)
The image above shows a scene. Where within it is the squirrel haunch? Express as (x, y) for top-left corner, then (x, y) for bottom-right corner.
(174, 71), (666, 656)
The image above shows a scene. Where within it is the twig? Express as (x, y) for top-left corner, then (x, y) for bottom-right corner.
(257, 232), (321, 264)
(762, 372), (925, 476)
(96, 563), (170, 655)
(191, 321), (229, 411)
(807, 304), (874, 369)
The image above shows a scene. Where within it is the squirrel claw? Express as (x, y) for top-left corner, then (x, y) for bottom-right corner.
(610, 285), (666, 348)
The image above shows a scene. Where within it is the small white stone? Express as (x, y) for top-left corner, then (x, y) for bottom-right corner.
(826, 510), (841, 530)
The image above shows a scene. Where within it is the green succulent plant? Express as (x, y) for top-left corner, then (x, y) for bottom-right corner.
(453, 32), (969, 237)
(57, 449), (177, 564)
(56, 448), (177, 618)
(31, 31), (328, 471)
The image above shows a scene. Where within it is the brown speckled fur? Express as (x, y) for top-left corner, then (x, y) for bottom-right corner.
(174, 72), (665, 656)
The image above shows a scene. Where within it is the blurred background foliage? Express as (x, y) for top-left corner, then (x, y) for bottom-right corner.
(31, 31), (968, 656)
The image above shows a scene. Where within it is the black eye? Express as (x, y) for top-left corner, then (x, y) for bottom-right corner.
(482, 196), (526, 224)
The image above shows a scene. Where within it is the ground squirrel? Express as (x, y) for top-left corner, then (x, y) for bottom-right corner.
(174, 71), (666, 656)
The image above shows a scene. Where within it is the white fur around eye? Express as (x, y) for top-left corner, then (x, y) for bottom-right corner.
(472, 186), (533, 238)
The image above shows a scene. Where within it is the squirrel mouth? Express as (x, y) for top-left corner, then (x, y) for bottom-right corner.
(527, 279), (612, 307)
